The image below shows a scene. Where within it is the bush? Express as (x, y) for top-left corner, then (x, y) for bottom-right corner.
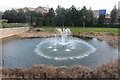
(1, 23), (29, 28)
(0, 19), (8, 23)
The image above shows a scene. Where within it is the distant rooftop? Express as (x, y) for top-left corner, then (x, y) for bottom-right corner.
(23, 7), (35, 11)
(34, 6), (50, 13)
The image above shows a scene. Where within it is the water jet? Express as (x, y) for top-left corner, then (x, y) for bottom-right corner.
(35, 28), (96, 60)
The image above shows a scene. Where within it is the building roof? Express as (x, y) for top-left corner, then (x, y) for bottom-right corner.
(34, 6), (49, 13)
(24, 7), (35, 11)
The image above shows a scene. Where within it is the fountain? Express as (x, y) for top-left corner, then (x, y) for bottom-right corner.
(35, 28), (96, 60)
(2, 28), (118, 67)
(53, 28), (73, 52)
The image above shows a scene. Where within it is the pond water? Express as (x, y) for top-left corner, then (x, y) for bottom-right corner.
(1, 37), (118, 68)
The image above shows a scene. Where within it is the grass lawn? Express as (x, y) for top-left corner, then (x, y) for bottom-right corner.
(32, 26), (119, 34)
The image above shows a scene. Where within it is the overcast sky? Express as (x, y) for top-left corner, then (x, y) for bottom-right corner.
(0, 0), (119, 12)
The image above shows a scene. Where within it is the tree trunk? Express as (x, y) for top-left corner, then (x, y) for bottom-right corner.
(83, 22), (85, 28)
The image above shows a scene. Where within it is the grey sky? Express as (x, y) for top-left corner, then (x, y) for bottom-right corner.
(0, 0), (119, 12)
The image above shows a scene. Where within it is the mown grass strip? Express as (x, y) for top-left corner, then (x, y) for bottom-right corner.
(35, 26), (119, 34)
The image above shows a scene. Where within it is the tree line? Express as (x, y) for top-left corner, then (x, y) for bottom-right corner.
(2, 5), (119, 27)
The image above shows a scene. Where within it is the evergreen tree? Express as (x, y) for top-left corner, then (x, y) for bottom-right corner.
(110, 5), (117, 24)
(79, 6), (88, 27)
(2, 10), (18, 23)
(55, 6), (67, 26)
(87, 8), (94, 25)
(97, 14), (105, 24)
(45, 8), (55, 26)
(69, 5), (78, 26)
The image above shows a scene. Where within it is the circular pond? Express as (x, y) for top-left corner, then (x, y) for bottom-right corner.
(2, 37), (118, 68)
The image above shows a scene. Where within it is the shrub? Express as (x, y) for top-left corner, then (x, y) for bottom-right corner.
(0, 19), (8, 23)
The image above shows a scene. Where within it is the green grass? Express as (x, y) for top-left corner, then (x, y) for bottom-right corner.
(1, 23), (29, 28)
(34, 26), (119, 34)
